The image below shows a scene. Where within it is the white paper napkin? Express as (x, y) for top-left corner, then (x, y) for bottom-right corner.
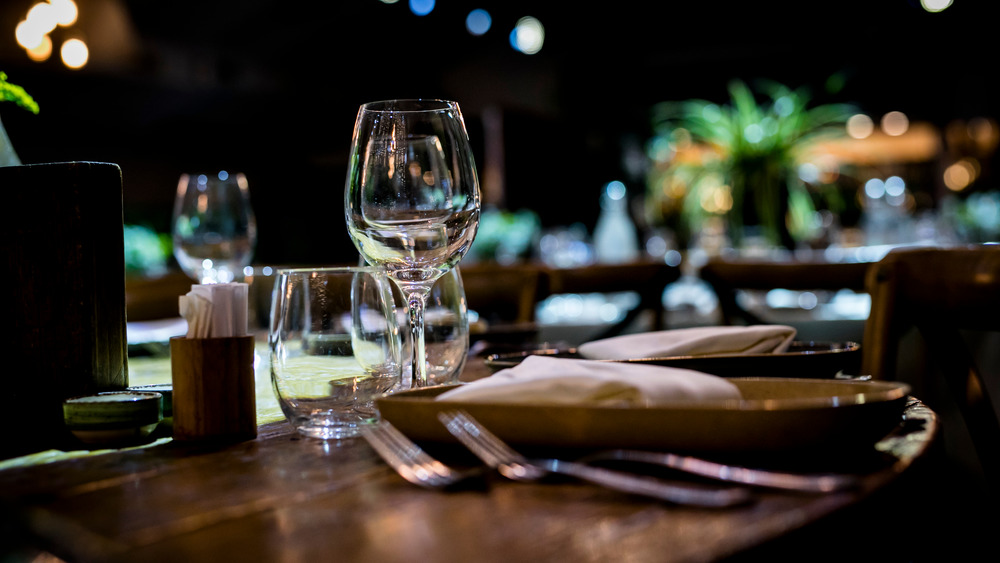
(434, 355), (742, 407)
(577, 325), (797, 360)
(179, 283), (249, 338)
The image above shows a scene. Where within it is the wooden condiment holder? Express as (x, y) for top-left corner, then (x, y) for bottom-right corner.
(169, 336), (257, 442)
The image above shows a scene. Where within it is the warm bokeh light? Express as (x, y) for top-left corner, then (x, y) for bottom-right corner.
(921, 0), (953, 13)
(881, 111), (909, 136)
(943, 158), (980, 191)
(60, 37), (88, 69)
(846, 114), (874, 139)
(50, 0), (78, 27)
(510, 16), (544, 54)
(26, 34), (52, 61)
(466, 9), (491, 35)
(27, 3), (59, 35)
(15, 20), (45, 50)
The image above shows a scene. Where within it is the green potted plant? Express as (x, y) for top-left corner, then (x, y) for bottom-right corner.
(646, 80), (854, 250)
(0, 71), (39, 166)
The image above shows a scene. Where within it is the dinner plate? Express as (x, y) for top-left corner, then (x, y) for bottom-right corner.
(376, 377), (910, 455)
(484, 341), (861, 379)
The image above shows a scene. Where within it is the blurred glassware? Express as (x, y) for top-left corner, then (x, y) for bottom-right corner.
(538, 224), (594, 268)
(172, 171), (257, 284)
(269, 267), (402, 440)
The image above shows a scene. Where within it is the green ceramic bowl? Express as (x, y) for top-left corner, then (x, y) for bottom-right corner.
(128, 384), (173, 418)
(63, 391), (163, 446)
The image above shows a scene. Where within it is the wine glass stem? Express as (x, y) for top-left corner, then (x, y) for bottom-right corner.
(406, 291), (430, 387)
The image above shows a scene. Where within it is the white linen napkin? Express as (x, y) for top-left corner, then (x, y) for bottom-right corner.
(577, 325), (797, 361)
(434, 355), (742, 407)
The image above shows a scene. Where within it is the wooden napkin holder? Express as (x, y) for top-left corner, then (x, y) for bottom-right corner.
(169, 336), (257, 443)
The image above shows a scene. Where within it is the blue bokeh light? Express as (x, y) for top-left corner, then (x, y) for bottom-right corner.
(466, 9), (491, 35)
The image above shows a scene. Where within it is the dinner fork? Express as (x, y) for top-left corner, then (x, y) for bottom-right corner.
(360, 421), (486, 491)
(437, 410), (751, 507)
(578, 450), (861, 493)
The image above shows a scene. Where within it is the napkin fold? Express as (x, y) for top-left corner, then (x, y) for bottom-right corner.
(435, 355), (742, 407)
(577, 325), (796, 360)
(179, 283), (249, 338)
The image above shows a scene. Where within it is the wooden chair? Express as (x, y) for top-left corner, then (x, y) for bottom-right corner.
(699, 256), (871, 326)
(862, 245), (1000, 485)
(458, 262), (547, 324)
(542, 260), (681, 339)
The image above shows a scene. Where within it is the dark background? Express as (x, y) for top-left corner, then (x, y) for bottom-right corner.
(1, 0), (996, 265)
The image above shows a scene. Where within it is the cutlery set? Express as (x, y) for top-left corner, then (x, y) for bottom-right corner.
(361, 411), (862, 507)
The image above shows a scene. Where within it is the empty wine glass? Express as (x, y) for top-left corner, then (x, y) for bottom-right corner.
(172, 170), (257, 284)
(345, 99), (480, 387)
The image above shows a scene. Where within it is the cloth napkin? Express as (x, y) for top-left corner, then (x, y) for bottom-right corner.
(434, 355), (742, 407)
(576, 325), (797, 361)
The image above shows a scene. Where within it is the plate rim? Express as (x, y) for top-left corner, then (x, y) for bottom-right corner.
(379, 377), (910, 413)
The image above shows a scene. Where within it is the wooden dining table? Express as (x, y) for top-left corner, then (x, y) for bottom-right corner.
(0, 337), (947, 562)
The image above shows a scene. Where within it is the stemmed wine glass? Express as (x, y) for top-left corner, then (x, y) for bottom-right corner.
(172, 170), (257, 284)
(345, 99), (480, 387)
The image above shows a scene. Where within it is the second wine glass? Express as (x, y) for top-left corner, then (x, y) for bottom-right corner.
(345, 99), (480, 387)
(172, 170), (257, 284)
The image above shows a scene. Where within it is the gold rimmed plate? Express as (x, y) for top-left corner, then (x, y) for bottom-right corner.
(484, 341), (862, 379)
(376, 377), (910, 455)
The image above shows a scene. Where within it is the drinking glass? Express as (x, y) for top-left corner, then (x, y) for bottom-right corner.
(269, 267), (402, 440)
(172, 170), (257, 284)
(345, 99), (480, 387)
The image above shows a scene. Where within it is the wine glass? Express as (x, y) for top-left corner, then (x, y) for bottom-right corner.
(172, 170), (257, 284)
(345, 99), (480, 387)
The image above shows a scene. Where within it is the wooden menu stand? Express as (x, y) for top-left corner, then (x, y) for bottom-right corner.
(2, 162), (128, 458)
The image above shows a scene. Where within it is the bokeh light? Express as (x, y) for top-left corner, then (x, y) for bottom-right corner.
(944, 158), (980, 191)
(26, 34), (52, 61)
(510, 16), (544, 54)
(50, 0), (78, 27)
(60, 38), (88, 69)
(466, 9), (491, 35)
(881, 111), (909, 136)
(921, 0), (953, 13)
(409, 0), (434, 16)
(865, 178), (886, 199)
(846, 113), (874, 139)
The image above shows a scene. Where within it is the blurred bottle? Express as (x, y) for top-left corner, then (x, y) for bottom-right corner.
(593, 181), (639, 264)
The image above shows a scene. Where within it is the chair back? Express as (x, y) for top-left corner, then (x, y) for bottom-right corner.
(862, 244), (1000, 484)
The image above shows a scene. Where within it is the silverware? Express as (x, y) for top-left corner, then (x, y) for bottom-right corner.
(438, 410), (751, 507)
(360, 421), (485, 490)
(579, 450), (860, 493)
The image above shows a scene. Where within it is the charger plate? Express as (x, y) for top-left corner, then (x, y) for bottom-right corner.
(484, 341), (861, 379)
(376, 378), (910, 455)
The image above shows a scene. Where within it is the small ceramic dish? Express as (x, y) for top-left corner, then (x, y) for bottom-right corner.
(63, 391), (163, 446)
(128, 384), (173, 418)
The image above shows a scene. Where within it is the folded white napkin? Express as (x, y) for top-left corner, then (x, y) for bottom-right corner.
(577, 325), (797, 361)
(434, 355), (742, 407)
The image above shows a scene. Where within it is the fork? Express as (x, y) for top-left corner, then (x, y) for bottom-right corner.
(360, 421), (486, 491)
(437, 410), (751, 507)
(579, 449), (860, 493)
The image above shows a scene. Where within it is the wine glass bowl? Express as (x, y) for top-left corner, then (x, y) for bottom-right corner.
(345, 99), (480, 387)
(172, 171), (257, 284)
